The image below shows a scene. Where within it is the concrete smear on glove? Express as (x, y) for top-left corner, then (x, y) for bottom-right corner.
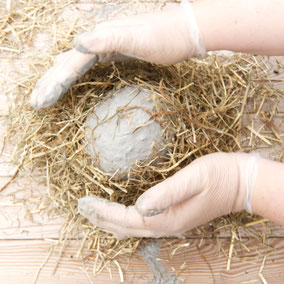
(139, 242), (181, 284)
(85, 86), (164, 175)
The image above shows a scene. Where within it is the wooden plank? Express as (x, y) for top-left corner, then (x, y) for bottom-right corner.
(241, 114), (284, 160)
(162, 238), (284, 284)
(0, 238), (284, 283)
(0, 173), (65, 239)
(258, 56), (284, 91)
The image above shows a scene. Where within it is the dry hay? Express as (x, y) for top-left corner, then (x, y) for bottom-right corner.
(5, 54), (282, 261)
(1, 0), (284, 279)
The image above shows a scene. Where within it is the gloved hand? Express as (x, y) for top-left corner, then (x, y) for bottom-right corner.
(30, 0), (206, 109)
(74, 0), (205, 65)
(78, 152), (259, 239)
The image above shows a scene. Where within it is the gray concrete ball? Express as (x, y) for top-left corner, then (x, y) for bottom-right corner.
(84, 86), (165, 175)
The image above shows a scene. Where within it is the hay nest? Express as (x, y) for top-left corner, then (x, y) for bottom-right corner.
(5, 53), (282, 266)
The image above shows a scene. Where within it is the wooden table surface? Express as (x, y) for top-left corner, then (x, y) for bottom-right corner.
(1, 1), (284, 283)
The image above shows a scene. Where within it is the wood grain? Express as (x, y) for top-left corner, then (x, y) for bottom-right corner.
(0, 238), (284, 283)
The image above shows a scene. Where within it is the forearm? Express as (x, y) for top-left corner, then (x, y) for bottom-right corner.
(193, 0), (284, 56)
(252, 158), (284, 225)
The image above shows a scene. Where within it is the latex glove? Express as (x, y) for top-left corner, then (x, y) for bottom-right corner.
(78, 152), (259, 239)
(74, 0), (205, 65)
(30, 0), (205, 110)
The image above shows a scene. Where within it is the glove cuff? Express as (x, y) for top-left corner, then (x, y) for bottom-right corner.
(243, 153), (260, 213)
(182, 0), (207, 58)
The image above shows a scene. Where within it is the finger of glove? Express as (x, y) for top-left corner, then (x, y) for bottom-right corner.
(78, 196), (127, 239)
(78, 196), (155, 232)
(78, 195), (189, 238)
(30, 50), (97, 109)
(78, 196), (160, 239)
(74, 23), (139, 60)
(74, 14), (179, 64)
(53, 49), (98, 75)
(135, 161), (205, 217)
(30, 66), (75, 109)
(73, 2), (183, 56)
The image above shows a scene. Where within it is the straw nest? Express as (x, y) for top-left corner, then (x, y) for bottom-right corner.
(5, 53), (282, 264)
(1, 0), (283, 275)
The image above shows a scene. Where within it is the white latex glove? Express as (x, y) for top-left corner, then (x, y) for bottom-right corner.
(74, 0), (205, 64)
(30, 0), (205, 109)
(78, 152), (259, 239)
